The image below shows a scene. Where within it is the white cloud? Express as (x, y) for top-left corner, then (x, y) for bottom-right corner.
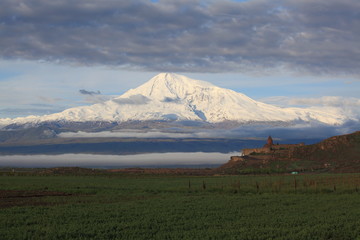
(261, 95), (360, 106)
(0, 152), (234, 168)
(261, 96), (360, 120)
(112, 95), (150, 105)
(288, 96), (360, 107)
(58, 131), (193, 138)
(58, 130), (228, 139)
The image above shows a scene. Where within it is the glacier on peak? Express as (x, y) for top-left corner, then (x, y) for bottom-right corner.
(0, 73), (349, 127)
(119, 72), (216, 101)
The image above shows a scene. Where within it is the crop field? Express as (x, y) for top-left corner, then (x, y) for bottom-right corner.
(1, 172), (360, 239)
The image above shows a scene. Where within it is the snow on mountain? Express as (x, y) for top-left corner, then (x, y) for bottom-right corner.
(0, 73), (348, 127)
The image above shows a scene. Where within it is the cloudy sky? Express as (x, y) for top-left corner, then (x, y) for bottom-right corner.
(0, 0), (359, 118)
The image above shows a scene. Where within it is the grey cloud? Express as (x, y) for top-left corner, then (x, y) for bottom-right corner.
(161, 97), (181, 103)
(112, 94), (150, 105)
(79, 89), (101, 95)
(1, 0), (360, 75)
(79, 89), (112, 104)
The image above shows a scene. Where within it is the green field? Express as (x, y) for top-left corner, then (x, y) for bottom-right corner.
(1, 173), (360, 239)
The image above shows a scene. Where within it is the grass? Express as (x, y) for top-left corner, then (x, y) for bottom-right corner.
(1, 173), (360, 239)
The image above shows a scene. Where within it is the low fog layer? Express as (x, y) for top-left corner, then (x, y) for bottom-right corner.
(58, 120), (360, 140)
(0, 152), (236, 168)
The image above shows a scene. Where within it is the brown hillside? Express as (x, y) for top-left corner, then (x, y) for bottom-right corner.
(217, 131), (360, 174)
(290, 131), (360, 172)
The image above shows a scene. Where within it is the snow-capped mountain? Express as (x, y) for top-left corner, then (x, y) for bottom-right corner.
(0, 73), (347, 128)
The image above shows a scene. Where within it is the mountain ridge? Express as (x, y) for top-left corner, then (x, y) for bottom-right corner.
(0, 73), (348, 128)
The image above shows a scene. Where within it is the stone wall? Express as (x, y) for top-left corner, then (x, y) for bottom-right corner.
(242, 143), (305, 156)
(271, 143), (305, 150)
(242, 147), (271, 156)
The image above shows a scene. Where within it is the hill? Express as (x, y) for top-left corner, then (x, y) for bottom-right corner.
(217, 131), (360, 174)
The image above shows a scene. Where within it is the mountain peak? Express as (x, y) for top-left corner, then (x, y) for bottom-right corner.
(150, 72), (214, 87)
(154, 72), (179, 80)
(121, 73), (215, 100)
(0, 73), (348, 127)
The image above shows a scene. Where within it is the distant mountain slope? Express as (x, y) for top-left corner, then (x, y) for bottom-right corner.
(218, 131), (360, 174)
(0, 73), (347, 128)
